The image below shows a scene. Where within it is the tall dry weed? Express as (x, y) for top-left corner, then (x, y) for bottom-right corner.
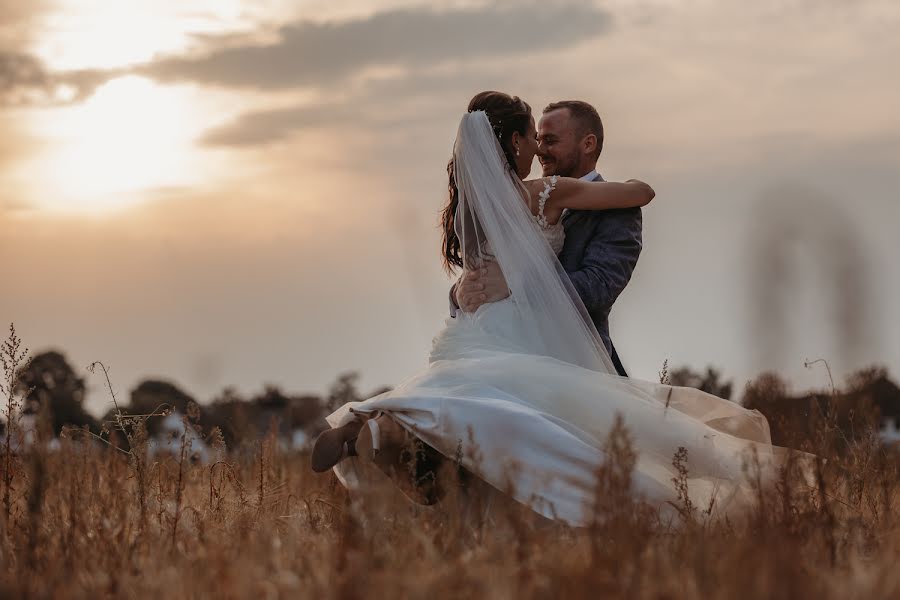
(1, 330), (900, 597)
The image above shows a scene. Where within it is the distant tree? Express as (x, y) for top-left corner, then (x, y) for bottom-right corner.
(843, 366), (900, 431)
(255, 385), (290, 410)
(129, 379), (195, 416)
(325, 372), (362, 413)
(249, 385), (334, 440)
(201, 387), (256, 450)
(669, 366), (734, 400)
(15, 350), (98, 436)
(742, 373), (789, 416)
(289, 395), (325, 430)
(101, 378), (196, 438)
(324, 372), (392, 413)
(742, 368), (900, 451)
(250, 385), (294, 437)
(846, 366), (887, 389)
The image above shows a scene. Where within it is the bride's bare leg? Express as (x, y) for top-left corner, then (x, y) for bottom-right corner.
(354, 413), (446, 505)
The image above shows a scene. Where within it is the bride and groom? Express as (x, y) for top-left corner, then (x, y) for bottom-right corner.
(312, 91), (784, 525)
(450, 97), (640, 379)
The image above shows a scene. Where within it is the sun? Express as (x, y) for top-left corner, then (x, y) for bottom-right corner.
(29, 75), (200, 214)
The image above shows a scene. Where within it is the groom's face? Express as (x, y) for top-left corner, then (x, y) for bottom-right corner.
(537, 108), (580, 178)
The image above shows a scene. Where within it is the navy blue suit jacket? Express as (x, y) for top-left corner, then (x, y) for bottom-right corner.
(450, 173), (642, 376)
(558, 173), (642, 375)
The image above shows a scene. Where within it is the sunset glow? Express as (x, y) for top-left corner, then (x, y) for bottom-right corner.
(26, 76), (200, 213)
(0, 0), (897, 411)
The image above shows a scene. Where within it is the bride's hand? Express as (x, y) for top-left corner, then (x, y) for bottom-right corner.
(455, 262), (510, 312)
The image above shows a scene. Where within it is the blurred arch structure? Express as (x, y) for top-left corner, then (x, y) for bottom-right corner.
(748, 182), (873, 375)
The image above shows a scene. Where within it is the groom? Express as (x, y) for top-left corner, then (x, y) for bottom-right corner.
(453, 100), (642, 377)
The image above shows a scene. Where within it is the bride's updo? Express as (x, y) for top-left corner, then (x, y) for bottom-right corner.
(442, 91), (532, 272)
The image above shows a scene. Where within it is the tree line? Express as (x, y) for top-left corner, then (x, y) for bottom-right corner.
(3, 344), (899, 455)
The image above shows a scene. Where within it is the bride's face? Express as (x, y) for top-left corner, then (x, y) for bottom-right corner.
(512, 115), (539, 179)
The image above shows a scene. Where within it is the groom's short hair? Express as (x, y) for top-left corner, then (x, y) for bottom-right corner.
(543, 100), (604, 157)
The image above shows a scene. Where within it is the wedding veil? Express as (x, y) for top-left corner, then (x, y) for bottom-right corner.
(452, 110), (617, 375)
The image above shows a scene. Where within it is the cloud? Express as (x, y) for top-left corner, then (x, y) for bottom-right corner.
(0, 2), (71, 105)
(1, 3), (611, 113)
(194, 2), (617, 148)
(0, 52), (52, 104)
(201, 59), (569, 148)
(201, 103), (355, 146)
(0, 1), (52, 50)
(140, 3), (612, 90)
(199, 79), (440, 147)
(0, 51), (113, 107)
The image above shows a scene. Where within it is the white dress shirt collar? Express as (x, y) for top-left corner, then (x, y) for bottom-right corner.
(559, 170), (598, 221)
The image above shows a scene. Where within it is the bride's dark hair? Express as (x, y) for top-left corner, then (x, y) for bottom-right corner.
(441, 91), (532, 273)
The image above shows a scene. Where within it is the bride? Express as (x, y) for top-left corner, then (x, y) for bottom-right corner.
(311, 91), (791, 525)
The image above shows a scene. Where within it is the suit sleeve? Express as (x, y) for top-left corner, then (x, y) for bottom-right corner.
(567, 208), (643, 314)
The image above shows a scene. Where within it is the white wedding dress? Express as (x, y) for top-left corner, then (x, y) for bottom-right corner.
(325, 112), (796, 526)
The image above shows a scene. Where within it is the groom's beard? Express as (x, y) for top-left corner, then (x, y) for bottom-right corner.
(539, 151), (579, 178)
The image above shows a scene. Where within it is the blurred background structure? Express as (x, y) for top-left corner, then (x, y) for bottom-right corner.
(749, 184), (874, 375)
(0, 1), (897, 417)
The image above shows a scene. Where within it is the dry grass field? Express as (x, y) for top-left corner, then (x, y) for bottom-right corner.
(1, 410), (899, 598)
(2, 329), (900, 599)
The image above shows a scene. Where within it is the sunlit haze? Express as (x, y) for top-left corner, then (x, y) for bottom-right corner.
(1, 0), (898, 416)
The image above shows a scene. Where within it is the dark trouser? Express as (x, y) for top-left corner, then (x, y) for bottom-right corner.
(610, 343), (628, 377)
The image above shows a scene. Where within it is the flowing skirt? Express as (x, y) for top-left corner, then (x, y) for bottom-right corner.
(327, 298), (795, 526)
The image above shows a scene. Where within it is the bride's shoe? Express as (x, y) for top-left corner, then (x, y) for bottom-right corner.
(310, 416), (365, 472)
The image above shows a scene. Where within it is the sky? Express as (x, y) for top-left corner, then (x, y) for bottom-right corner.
(1, 0), (898, 416)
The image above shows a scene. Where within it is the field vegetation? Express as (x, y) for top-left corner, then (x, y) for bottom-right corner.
(2, 325), (899, 599)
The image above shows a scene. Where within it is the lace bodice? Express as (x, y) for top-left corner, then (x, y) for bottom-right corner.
(534, 175), (565, 254)
(539, 222), (566, 254)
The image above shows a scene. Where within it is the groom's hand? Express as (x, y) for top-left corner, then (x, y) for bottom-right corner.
(455, 262), (510, 312)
